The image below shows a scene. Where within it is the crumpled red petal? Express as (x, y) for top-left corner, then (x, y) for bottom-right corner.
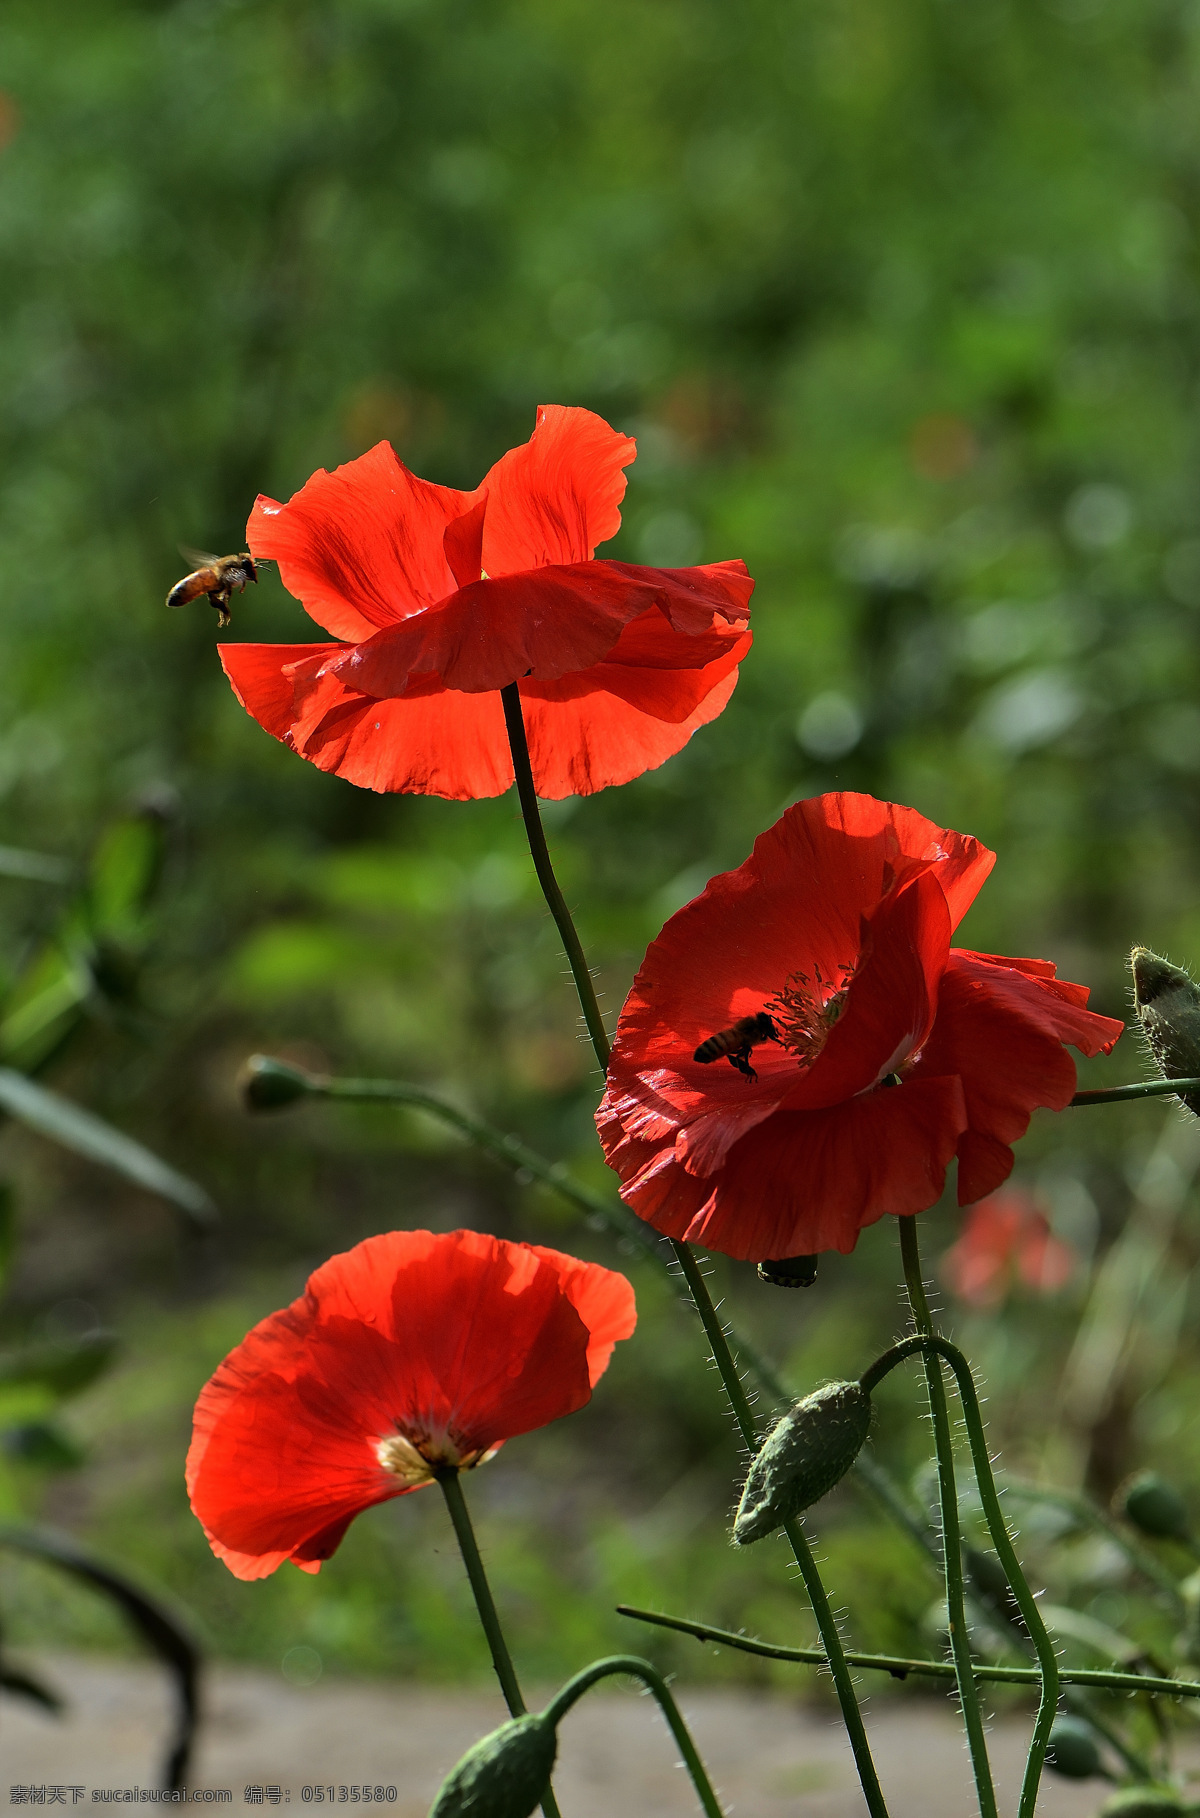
(323, 559), (752, 698)
(914, 952), (1125, 1204)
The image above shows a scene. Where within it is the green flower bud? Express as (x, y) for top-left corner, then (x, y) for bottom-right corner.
(429, 1713), (557, 1818)
(1130, 948), (1200, 1115)
(1045, 1715), (1105, 1780)
(1120, 1471), (1192, 1543)
(239, 1054), (314, 1112)
(1096, 1789), (1186, 1818)
(734, 1381), (871, 1545)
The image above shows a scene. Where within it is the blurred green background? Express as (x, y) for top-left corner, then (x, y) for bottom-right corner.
(3, 0), (1200, 1705)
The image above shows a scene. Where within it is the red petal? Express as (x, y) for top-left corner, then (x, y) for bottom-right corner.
(781, 871), (951, 1111)
(913, 952), (1125, 1205)
(526, 1246), (637, 1384)
(325, 559), (753, 698)
(477, 405), (636, 575)
(617, 1076), (968, 1260)
(220, 644), (515, 800)
(444, 498), (487, 590)
(518, 656), (744, 797)
(246, 443), (472, 641)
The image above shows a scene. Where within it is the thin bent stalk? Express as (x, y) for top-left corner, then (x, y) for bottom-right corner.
(616, 1605), (1190, 1699)
(543, 1655), (725, 1818)
(898, 1218), (998, 1818)
(861, 1333), (1060, 1818)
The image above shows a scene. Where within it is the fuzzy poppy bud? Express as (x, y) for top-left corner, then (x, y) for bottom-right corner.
(1045, 1715), (1105, 1780)
(1096, 1790), (1186, 1818)
(1120, 1471), (1192, 1543)
(733, 1381), (871, 1545)
(429, 1713), (557, 1818)
(239, 1054), (314, 1112)
(1130, 948), (1200, 1115)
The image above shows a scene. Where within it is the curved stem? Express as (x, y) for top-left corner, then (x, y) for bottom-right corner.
(898, 1219), (998, 1818)
(437, 1471), (561, 1818)
(543, 1655), (725, 1818)
(616, 1606), (1197, 1699)
(671, 1240), (890, 1818)
(862, 1330), (1061, 1818)
(501, 683), (611, 1072)
(1071, 1076), (1200, 1106)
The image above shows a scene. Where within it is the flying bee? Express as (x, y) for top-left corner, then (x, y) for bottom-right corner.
(166, 547), (269, 629)
(693, 1011), (780, 1082)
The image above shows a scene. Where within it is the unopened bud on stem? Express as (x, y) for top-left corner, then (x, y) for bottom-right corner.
(1130, 948), (1200, 1116)
(429, 1713), (557, 1818)
(733, 1381), (871, 1545)
(239, 1054), (316, 1112)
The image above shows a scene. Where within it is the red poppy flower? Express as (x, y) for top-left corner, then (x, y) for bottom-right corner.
(940, 1188), (1076, 1308)
(219, 407), (754, 800)
(596, 793), (1124, 1261)
(186, 1229), (636, 1581)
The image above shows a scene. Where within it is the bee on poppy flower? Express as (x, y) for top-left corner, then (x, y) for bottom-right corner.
(694, 1011), (779, 1081)
(167, 548), (268, 629)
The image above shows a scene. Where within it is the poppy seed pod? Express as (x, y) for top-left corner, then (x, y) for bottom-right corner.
(429, 1713), (557, 1818)
(733, 1381), (871, 1545)
(1130, 948), (1200, 1115)
(1045, 1715), (1106, 1780)
(1120, 1471), (1192, 1543)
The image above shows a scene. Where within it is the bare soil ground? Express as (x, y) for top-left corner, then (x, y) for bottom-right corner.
(1, 1654), (1129, 1816)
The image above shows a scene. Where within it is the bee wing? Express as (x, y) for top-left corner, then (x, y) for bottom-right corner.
(177, 544), (220, 569)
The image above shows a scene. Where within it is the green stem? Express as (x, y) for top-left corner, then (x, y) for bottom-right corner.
(861, 1331), (1060, 1818)
(898, 1219), (997, 1818)
(437, 1471), (561, 1818)
(616, 1606), (1200, 1699)
(543, 1655), (725, 1818)
(501, 682), (611, 1072)
(671, 1240), (890, 1818)
(1071, 1076), (1200, 1106)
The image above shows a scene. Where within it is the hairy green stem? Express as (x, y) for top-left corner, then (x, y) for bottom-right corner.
(1071, 1076), (1200, 1106)
(437, 1471), (561, 1818)
(862, 1331), (1060, 1818)
(617, 1607), (1200, 1699)
(543, 1655), (725, 1818)
(501, 683), (611, 1071)
(670, 1240), (890, 1818)
(898, 1219), (998, 1818)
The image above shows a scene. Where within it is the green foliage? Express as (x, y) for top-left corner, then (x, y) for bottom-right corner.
(6, 0), (1200, 1716)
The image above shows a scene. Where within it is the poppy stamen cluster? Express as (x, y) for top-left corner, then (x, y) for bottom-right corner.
(768, 962), (856, 1068)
